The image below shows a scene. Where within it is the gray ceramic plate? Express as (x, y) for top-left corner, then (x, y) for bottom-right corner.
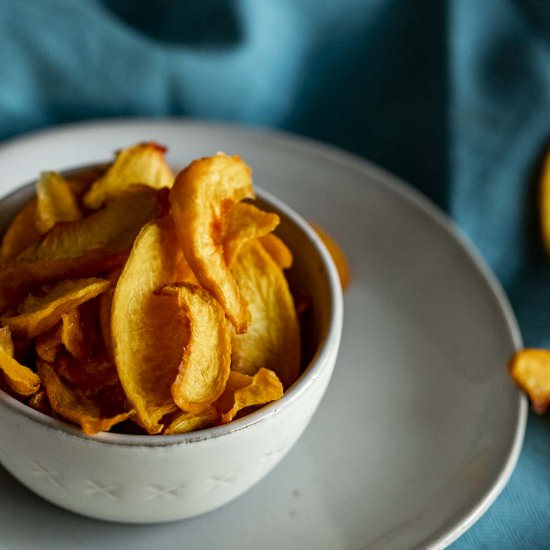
(0, 120), (526, 549)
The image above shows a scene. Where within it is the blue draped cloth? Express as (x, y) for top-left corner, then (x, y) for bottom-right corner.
(1, 0), (549, 546)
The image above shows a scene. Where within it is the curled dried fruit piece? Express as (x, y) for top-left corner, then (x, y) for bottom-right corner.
(0, 325), (14, 356)
(0, 187), (161, 294)
(259, 233), (293, 269)
(222, 203), (279, 267)
(35, 172), (81, 234)
(0, 326), (40, 396)
(112, 219), (192, 434)
(161, 283), (231, 414)
(170, 153), (254, 332)
(54, 353), (118, 389)
(38, 361), (130, 435)
(164, 406), (219, 435)
(0, 199), (41, 262)
(509, 349), (550, 413)
(60, 309), (87, 362)
(310, 221), (350, 290)
(84, 142), (174, 209)
(231, 240), (300, 388)
(2, 278), (110, 339)
(35, 325), (62, 363)
(217, 368), (283, 423)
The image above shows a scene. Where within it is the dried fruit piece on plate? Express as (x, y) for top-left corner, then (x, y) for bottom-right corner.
(169, 153), (254, 333)
(35, 172), (81, 234)
(509, 349), (550, 413)
(231, 240), (300, 388)
(160, 283), (231, 414)
(83, 142), (174, 209)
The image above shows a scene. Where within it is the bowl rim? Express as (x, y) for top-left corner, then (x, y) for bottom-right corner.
(0, 164), (344, 447)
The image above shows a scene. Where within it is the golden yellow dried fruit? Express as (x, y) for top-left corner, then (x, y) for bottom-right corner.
(218, 368), (283, 423)
(509, 349), (550, 413)
(0, 148), (306, 436)
(161, 283), (231, 414)
(163, 406), (219, 435)
(54, 353), (118, 390)
(35, 172), (81, 234)
(83, 142), (174, 209)
(111, 218), (191, 434)
(259, 233), (293, 269)
(231, 240), (300, 388)
(0, 187), (160, 298)
(222, 202), (279, 267)
(0, 199), (41, 263)
(2, 278), (109, 340)
(169, 153), (254, 333)
(0, 326), (40, 396)
(38, 361), (130, 435)
(35, 325), (62, 363)
(60, 308), (87, 362)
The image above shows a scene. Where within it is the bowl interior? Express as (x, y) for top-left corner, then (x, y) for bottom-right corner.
(0, 166), (342, 444)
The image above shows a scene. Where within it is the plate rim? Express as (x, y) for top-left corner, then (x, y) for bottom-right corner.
(0, 118), (528, 548)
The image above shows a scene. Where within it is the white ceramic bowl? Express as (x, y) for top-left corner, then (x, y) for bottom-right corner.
(0, 170), (344, 523)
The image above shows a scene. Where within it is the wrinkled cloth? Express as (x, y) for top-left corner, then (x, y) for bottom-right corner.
(0, 0), (549, 546)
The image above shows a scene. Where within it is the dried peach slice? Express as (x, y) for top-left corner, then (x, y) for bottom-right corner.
(163, 406), (219, 435)
(35, 172), (81, 234)
(0, 326), (40, 396)
(35, 324), (62, 363)
(0, 198), (41, 262)
(2, 277), (110, 339)
(60, 308), (87, 362)
(83, 142), (174, 209)
(38, 361), (130, 435)
(510, 349), (550, 413)
(169, 153), (254, 332)
(231, 240), (300, 387)
(111, 218), (192, 434)
(160, 283), (231, 414)
(54, 352), (119, 389)
(217, 368), (283, 423)
(259, 233), (293, 269)
(0, 326), (14, 356)
(222, 202), (279, 267)
(0, 187), (161, 294)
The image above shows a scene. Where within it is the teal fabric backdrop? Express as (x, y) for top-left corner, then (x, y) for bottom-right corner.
(1, 1), (549, 546)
